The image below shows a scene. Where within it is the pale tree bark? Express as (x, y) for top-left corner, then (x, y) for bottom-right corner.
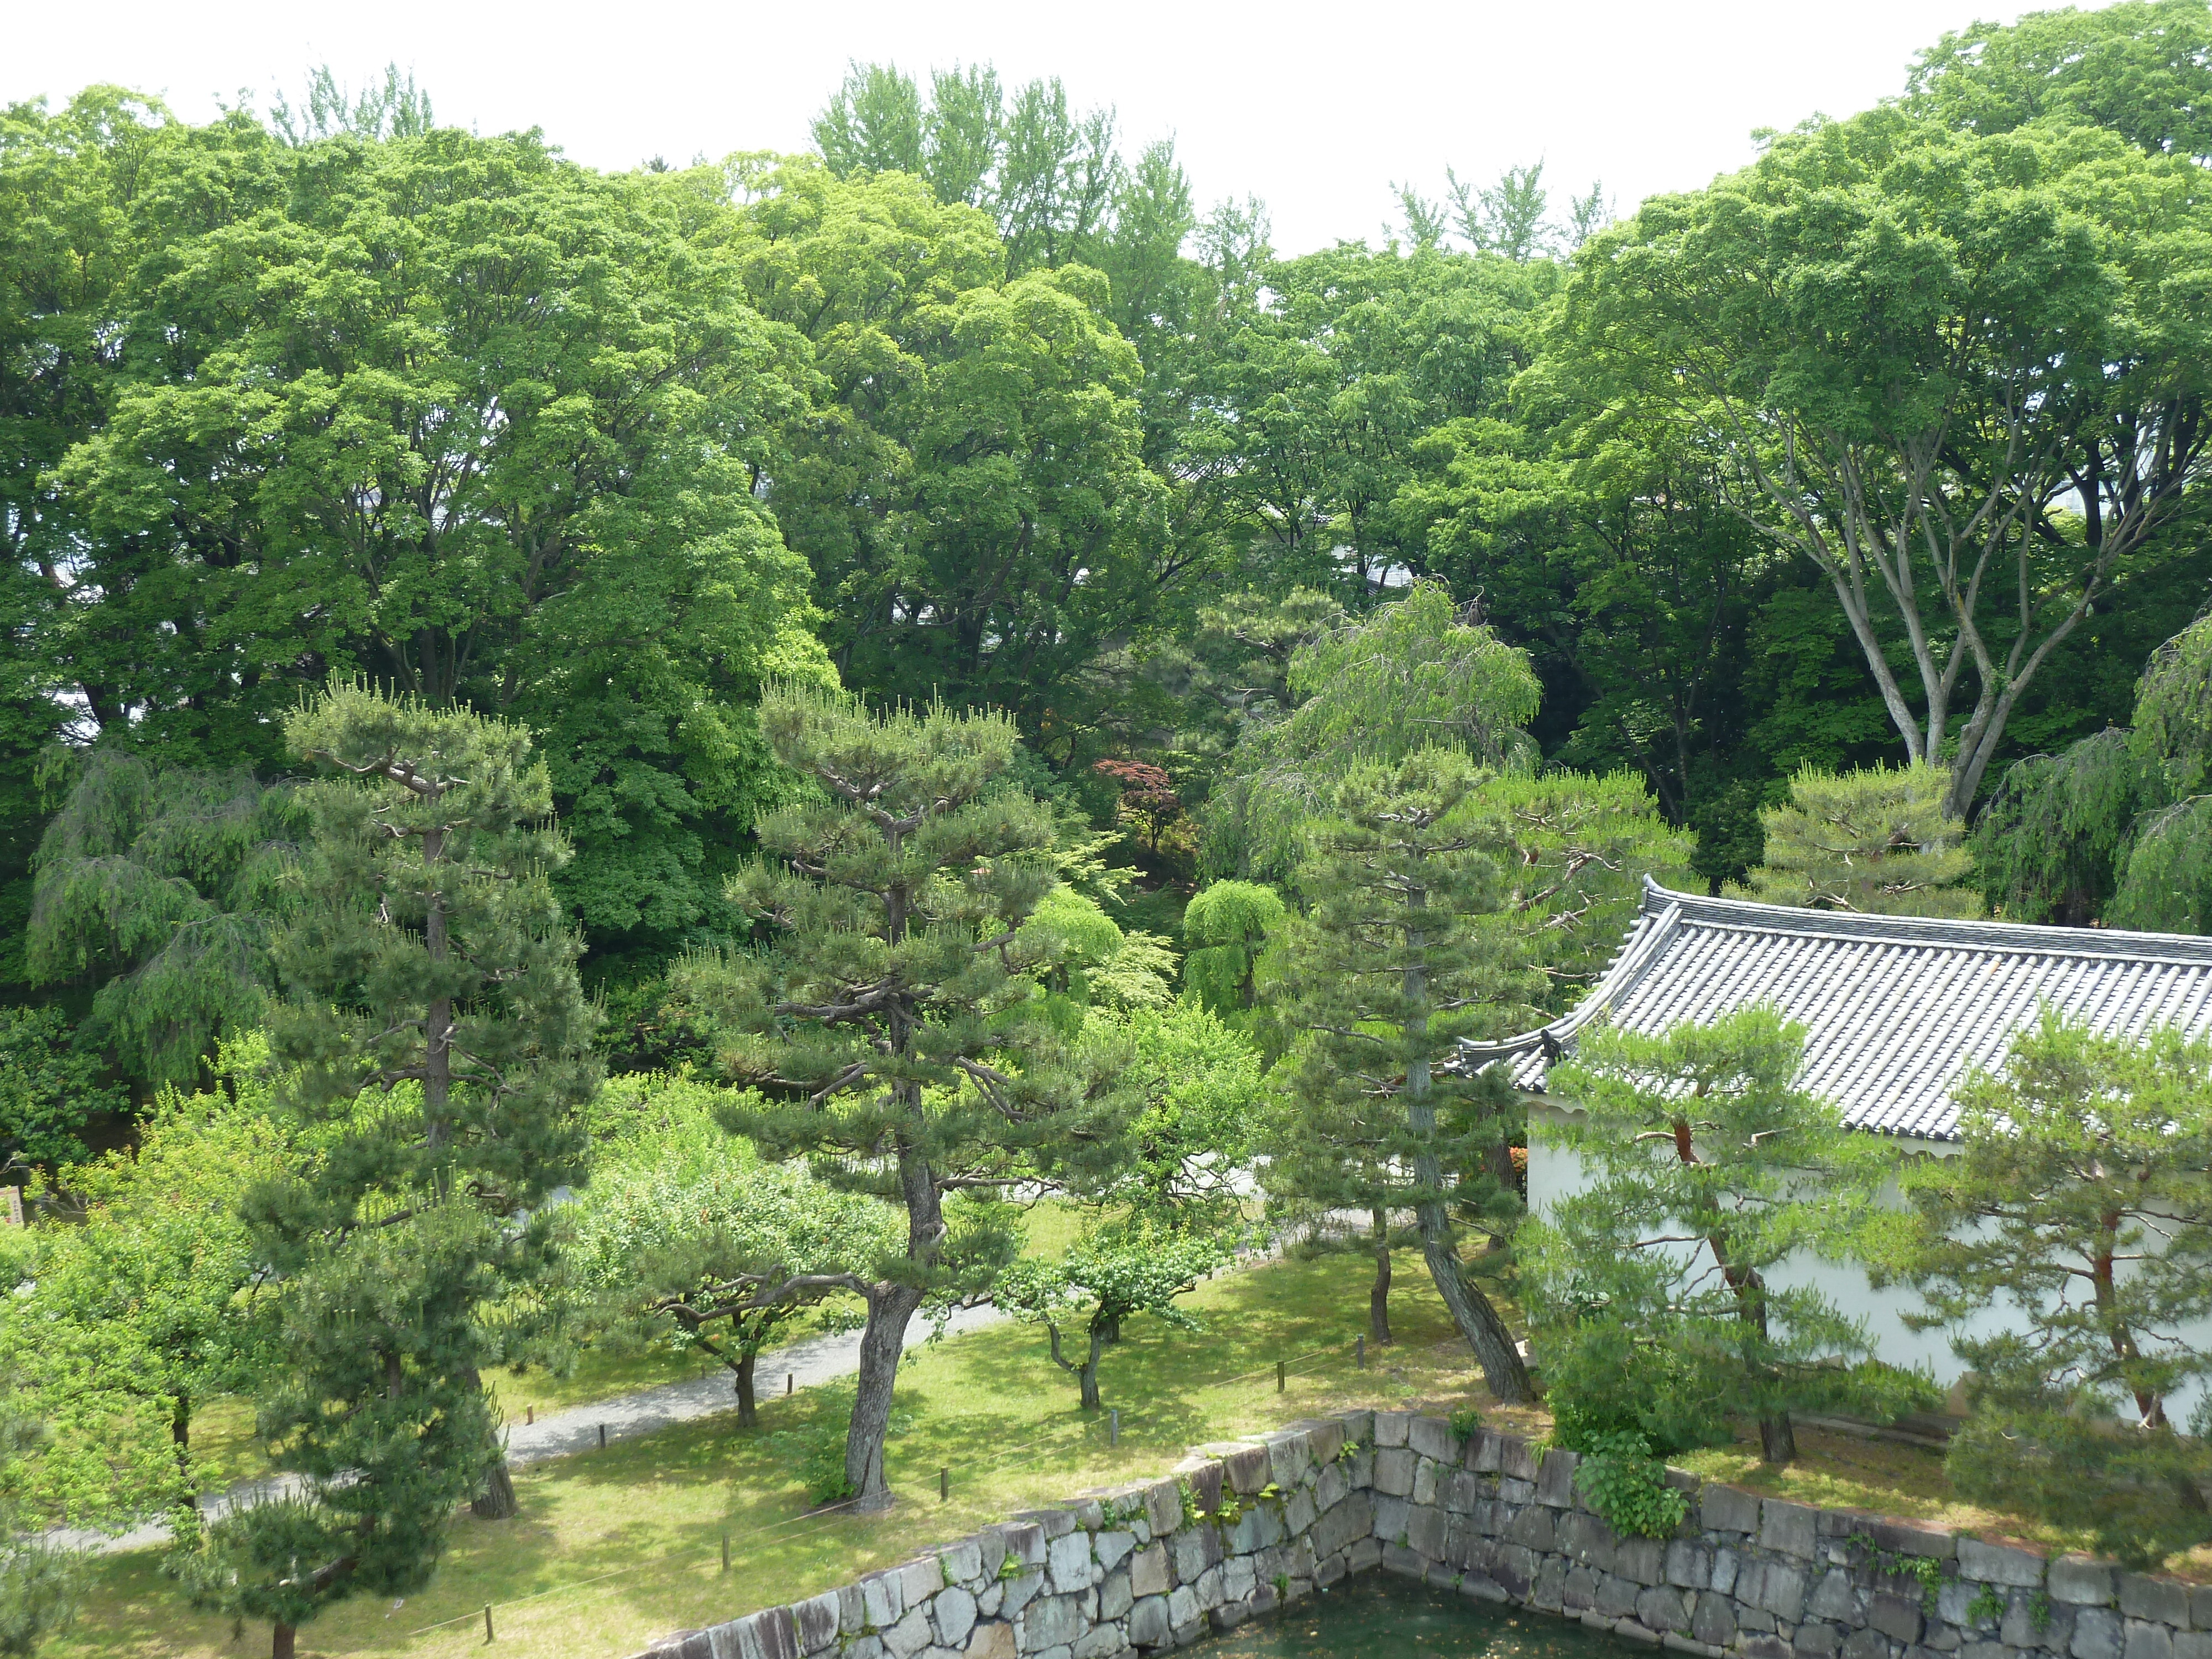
(1704, 384), (2204, 819)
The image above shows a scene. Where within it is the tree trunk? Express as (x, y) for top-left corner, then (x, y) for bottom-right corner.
(421, 826), (452, 1164)
(272, 1623), (296, 1659)
(1416, 1217), (1532, 1401)
(1401, 891), (1532, 1402)
(1369, 1210), (1394, 1346)
(735, 1348), (758, 1430)
(1079, 1326), (1103, 1412)
(459, 1364), (519, 1520)
(846, 1281), (923, 1507)
(1758, 1413), (1798, 1464)
(847, 1128), (943, 1508)
(171, 1390), (195, 1512)
(473, 1461), (518, 1520)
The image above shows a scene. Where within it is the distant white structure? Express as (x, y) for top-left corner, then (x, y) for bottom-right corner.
(1464, 879), (2212, 1391)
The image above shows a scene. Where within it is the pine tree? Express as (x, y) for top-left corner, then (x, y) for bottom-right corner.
(1530, 1007), (1922, 1464)
(679, 685), (1132, 1506)
(1267, 747), (1538, 1401)
(1735, 762), (1979, 917)
(1896, 1014), (2212, 1564)
(171, 684), (598, 1657)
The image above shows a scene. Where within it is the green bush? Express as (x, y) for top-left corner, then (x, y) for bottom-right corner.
(1540, 1323), (1731, 1458)
(0, 1006), (126, 1167)
(1571, 1430), (1689, 1540)
(763, 1389), (912, 1506)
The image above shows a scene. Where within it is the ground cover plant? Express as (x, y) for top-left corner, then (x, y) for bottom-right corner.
(48, 1247), (1515, 1659)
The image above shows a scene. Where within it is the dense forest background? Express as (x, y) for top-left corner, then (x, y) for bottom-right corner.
(7, 2), (2210, 1117)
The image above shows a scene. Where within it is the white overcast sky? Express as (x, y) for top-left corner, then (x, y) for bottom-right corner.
(6, 0), (2091, 255)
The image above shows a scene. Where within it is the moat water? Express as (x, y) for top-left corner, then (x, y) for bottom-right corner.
(1203, 1575), (1639, 1658)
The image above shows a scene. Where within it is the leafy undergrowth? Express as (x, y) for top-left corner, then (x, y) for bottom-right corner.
(63, 1249), (1501, 1659)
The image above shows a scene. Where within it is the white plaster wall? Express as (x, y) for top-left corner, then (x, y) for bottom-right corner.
(1525, 1098), (2212, 1418)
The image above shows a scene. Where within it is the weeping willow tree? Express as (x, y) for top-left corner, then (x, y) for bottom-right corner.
(1975, 611), (2212, 932)
(2110, 613), (2212, 931)
(1971, 729), (2146, 925)
(1180, 879), (1286, 1015)
(1203, 580), (1542, 887)
(25, 754), (304, 1088)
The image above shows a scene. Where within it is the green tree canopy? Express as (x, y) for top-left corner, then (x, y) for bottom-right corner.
(676, 684), (1132, 1505)
(1905, 0), (2212, 159)
(1550, 103), (2212, 818)
(1530, 1007), (1926, 1464)
(1180, 879), (1287, 1015)
(1735, 762), (1979, 918)
(557, 1077), (900, 1426)
(38, 118), (823, 950)
(3, 1034), (294, 1528)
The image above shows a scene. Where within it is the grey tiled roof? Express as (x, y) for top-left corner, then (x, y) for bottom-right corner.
(1459, 878), (2212, 1141)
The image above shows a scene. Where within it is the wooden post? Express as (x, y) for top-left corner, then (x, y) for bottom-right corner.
(525, 1406), (533, 1426)
(1356, 1335), (1365, 1369)
(598, 1423), (607, 1449)
(1109, 1408), (1119, 1447)
(721, 1532), (731, 1573)
(484, 1604), (494, 1642)
(1276, 1360), (1285, 1393)
(939, 1466), (949, 1501)
(786, 1373), (793, 1396)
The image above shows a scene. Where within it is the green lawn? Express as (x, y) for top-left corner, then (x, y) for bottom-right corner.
(67, 1248), (1512, 1659)
(175, 1200), (1100, 1501)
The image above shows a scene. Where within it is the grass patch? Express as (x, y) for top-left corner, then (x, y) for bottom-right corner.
(65, 1248), (1501, 1659)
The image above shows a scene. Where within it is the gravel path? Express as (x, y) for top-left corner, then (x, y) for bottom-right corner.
(65, 1301), (1008, 1556)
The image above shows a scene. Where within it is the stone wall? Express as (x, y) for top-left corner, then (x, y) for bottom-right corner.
(633, 1411), (2205, 1659)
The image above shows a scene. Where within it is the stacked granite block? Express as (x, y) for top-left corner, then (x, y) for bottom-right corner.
(632, 1411), (2203, 1659)
(633, 1415), (1375, 1658)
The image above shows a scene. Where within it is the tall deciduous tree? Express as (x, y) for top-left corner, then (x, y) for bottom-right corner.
(1552, 106), (2212, 817)
(731, 164), (1162, 729)
(1531, 1007), (1914, 1463)
(1269, 747), (1538, 1401)
(679, 685), (1130, 1505)
(46, 123), (823, 949)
